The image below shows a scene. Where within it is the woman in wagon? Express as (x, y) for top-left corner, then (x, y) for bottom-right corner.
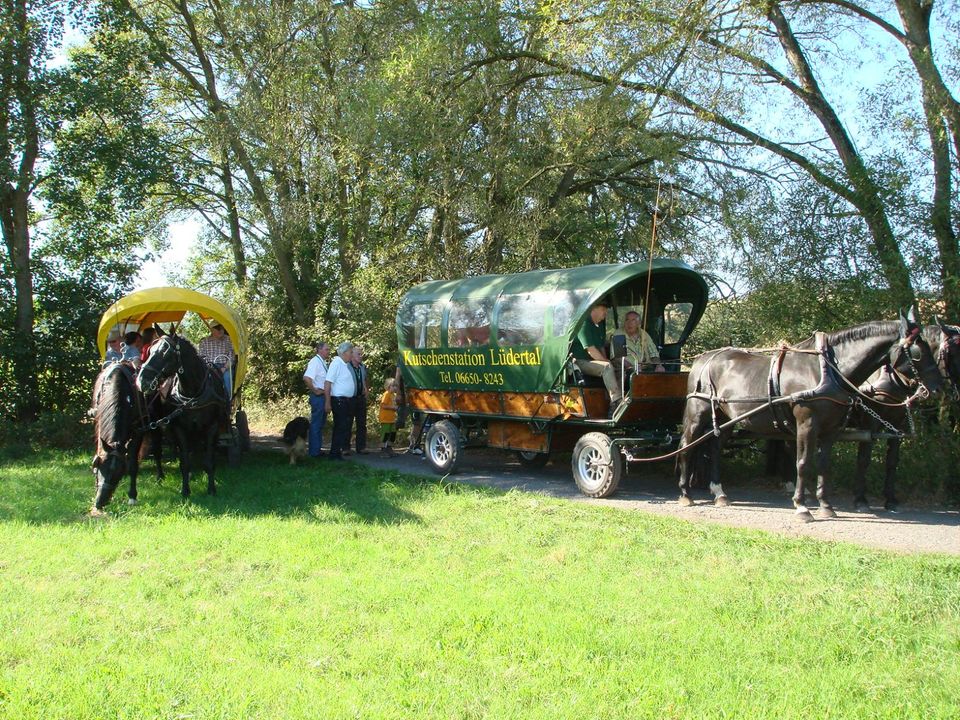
(572, 299), (624, 418)
(610, 310), (665, 375)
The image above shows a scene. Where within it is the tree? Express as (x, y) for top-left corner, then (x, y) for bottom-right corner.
(1, 3), (175, 422)
(0, 0), (58, 420)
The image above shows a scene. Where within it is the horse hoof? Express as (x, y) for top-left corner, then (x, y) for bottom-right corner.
(89, 507), (107, 518)
(678, 495), (694, 507)
(127, 498), (138, 506)
(714, 495), (730, 507)
(794, 507), (814, 523)
(854, 500), (870, 512)
(818, 506), (837, 519)
(885, 504), (899, 514)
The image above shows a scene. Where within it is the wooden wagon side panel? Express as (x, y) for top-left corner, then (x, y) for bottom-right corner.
(487, 420), (550, 453)
(453, 390), (501, 414)
(408, 388), (454, 412)
(623, 371), (689, 424)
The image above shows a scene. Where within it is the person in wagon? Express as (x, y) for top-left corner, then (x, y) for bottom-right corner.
(199, 322), (235, 402)
(610, 310), (665, 375)
(104, 329), (124, 364)
(122, 331), (143, 368)
(139, 326), (158, 365)
(572, 299), (623, 417)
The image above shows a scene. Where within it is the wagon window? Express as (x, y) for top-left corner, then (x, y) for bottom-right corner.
(497, 292), (551, 345)
(448, 298), (494, 347)
(663, 302), (693, 344)
(552, 289), (591, 337)
(399, 301), (444, 348)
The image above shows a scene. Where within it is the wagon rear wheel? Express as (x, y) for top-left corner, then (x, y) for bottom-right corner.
(571, 432), (623, 498)
(425, 420), (463, 475)
(235, 410), (251, 452)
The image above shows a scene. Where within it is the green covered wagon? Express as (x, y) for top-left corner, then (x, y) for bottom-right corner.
(397, 260), (709, 496)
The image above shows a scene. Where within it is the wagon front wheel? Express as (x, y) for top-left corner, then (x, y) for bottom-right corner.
(425, 420), (463, 475)
(571, 432), (623, 498)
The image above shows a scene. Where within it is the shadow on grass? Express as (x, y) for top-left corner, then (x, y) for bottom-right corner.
(0, 446), (500, 527)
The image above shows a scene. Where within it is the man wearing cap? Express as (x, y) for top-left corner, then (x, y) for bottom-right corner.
(571, 300), (622, 417)
(105, 330), (124, 364)
(324, 341), (357, 461)
(199, 322), (235, 401)
(303, 341), (330, 457)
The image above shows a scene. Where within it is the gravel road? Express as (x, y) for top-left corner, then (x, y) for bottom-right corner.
(258, 436), (960, 556)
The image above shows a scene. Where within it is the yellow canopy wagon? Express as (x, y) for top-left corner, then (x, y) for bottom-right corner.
(97, 287), (251, 463)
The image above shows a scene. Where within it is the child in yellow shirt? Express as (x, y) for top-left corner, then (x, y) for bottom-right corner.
(378, 378), (399, 457)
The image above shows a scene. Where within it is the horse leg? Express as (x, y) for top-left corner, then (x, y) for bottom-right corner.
(815, 439), (837, 519)
(127, 434), (144, 505)
(793, 421), (816, 522)
(152, 429), (165, 483)
(853, 440), (872, 511)
(171, 426), (191, 498)
(678, 403), (710, 506)
(204, 422), (218, 496)
(710, 432), (730, 506)
(883, 438), (901, 512)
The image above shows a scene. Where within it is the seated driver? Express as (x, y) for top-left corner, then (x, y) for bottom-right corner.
(609, 310), (665, 374)
(572, 300), (623, 418)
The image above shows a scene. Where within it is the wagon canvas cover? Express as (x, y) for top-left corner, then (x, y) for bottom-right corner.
(397, 260), (707, 394)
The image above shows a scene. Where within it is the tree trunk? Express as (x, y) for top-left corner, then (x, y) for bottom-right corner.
(0, 185), (38, 421)
(0, 0), (40, 421)
(893, 0), (960, 317)
(220, 152), (247, 286)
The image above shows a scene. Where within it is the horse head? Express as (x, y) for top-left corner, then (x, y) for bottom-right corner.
(138, 334), (182, 395)
(934, 316), (960, 394)
(92, 364), (136, 509)
(890, 306), (942, 397)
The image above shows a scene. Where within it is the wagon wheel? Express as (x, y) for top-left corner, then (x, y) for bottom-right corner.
(425, 420), (463, 475)
(516, 450), (550, 469)
(235, 409), (251, 452)
(571, 432), (623, 498)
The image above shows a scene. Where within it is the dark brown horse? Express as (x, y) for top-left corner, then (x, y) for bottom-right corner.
(91, 363), (145, 511)
(137, 334), (229, 498)
(677, 312), (942, 521)
(852, 321), (960, 511)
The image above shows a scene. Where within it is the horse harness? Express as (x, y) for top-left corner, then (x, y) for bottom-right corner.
(141, 335), (229, 430)
(689, 329), (930, 440)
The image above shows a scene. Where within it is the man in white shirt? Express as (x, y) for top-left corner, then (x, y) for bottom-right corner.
(324, 341), (357, 461)
(303, 341), (331, 458)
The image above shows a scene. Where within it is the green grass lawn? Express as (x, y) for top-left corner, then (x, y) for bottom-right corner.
(0, 448), (958, 719)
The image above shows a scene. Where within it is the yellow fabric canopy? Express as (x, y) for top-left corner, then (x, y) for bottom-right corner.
(97, 287), (249, 390)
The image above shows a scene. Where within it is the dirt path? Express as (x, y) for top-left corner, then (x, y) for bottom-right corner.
(254, 434), (960, 555)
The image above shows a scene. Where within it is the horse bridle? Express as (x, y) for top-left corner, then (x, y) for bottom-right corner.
(890, 326), (934, 399)
(140, 335), (184, 394)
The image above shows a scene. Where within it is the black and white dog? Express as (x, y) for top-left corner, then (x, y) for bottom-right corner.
(281, 417), (310, 465)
